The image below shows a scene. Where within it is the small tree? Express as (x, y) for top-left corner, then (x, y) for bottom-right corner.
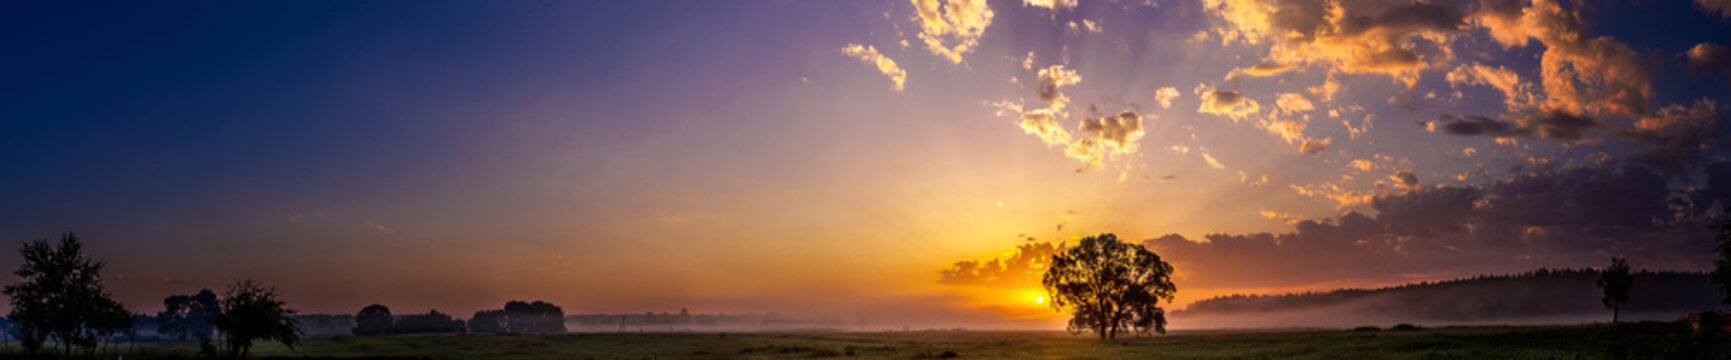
(158, 289), (221, 341)
(1041, 233), (1177, 339)
(2, 233), (133, 355)
(1597, 256), (1633, 324)
(1712, 208), (1731, 304)
(212, 278), (302, 358)
(352, 304), (393, 335)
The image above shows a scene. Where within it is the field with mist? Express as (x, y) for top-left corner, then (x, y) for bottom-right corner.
(20, 322), (1727, 360)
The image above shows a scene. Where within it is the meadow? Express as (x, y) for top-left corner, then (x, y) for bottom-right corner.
(11, 322), (1729, 360)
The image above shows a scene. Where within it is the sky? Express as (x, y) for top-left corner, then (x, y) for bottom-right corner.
(3, 0), (1731, 330)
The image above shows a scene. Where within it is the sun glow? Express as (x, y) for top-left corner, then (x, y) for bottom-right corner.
(1035, 295), (1046, 304)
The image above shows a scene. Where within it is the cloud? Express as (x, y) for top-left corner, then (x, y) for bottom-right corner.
(998, 60), (1144, 171)
(1688, 43), (1731, 81)
(1154, 87), (1180, 109)
(1613, 99), (1724, 174)
(1203, 0), (1471, 85)
(939, 242), (1063, 287)
(1148, 162), (1721, 289)
(1298, 137), (1331, 154)
(1201, 152), (1227, 170)
(1289, 182), (1376, 208)
(1023, 0), (1077, 10)
(1198, 90), (1262, 121)
(1260, 210), (1302, 224)
(1275, 93), (1314, 114)
(1026, 64), (1083, 110)
(1067, 111), (1149, 169)
(1349, 159), (1376, 172)
(1699, 0), (1731, 18)
(841, 44), (908, 91)
(1227, 63), (1297, 81)
(1476, 0), (1654, 118)
(1433, 114), (1532, 138)
(1389, 170), (1420, 189)
(1446, 63), (1534, 112)
(911, 0), (995, 64)
(364, 221), (394, 233)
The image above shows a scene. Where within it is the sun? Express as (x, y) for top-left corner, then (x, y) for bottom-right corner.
(1035, 295), (1046, 304)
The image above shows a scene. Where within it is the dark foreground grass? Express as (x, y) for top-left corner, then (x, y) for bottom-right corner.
(3, 322), (1728, 360)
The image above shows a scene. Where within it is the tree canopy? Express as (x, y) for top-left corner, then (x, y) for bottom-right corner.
(158, 289), (221, 341)
(212, 278), (302, 358)
(1041, 233), (1177, 339)
(2, 233), (133, 355)
(1597, 256), (1633, 324)
(1712, 208), (1731, 304)
(353, 304), (393, 336)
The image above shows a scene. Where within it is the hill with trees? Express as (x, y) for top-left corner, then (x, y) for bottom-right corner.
(1173, 268), (1721, 327)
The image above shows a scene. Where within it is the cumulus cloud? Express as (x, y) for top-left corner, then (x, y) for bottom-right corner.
(1299, 137), (1332, 154)
(1154, 87), (1180, 109)
(1389, 170), (1420, 189)
(1689, 43), (1731, 81)
(1475, 0), (1654, 118)
(1275, 93), (1315, 114)
(1613, 99), (1723, 174)
(1067, 111), (1149, 168)
(1446, 63), (1534, 113)
(1203, 0), (1471, 85)
(911, 0), (994, 64)
(841, 44), (908, 91)
(1198, 90), (1262, 121)
(1698, 0), (1731, 18)
(1148, 163), (1723, 288)
(940, 242), (1063, 287)
(998, 59), (1145, 171)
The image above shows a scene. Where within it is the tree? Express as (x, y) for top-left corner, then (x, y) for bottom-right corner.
(393, 309), (465, 334)
(503, 300), (566, 333)
(469, 310), (506, 333)
(1712, 208), (1731, 304)
(212, 278), (302, 358)
(2, 233), (134, 355)
(1041, 233), (1177, 339)
(157, 289), (220, 341)
(352, 304), (393, 336)
(1597, 256), (1633, 324)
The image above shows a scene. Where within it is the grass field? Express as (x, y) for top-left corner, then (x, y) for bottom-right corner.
(7, 322), (1730, 359)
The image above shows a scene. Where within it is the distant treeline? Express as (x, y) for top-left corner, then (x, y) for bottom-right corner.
(350, 300), (566, 335)
(566, 309), (865, 328)
(1175, 268), (1720, 321)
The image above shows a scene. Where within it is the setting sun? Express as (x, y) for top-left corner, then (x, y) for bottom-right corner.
(1035, 296), (1045, 304)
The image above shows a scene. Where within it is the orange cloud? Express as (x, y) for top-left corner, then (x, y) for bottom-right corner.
(841, 44), (907, 91)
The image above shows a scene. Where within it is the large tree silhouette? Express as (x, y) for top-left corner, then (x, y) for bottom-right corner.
(1597, 256), (1633, 324)
(1041, 233), (1177, 339)
(2, 233), (133, 355)
(212, 278), (301, 358)
(157, 289), (220, 341)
